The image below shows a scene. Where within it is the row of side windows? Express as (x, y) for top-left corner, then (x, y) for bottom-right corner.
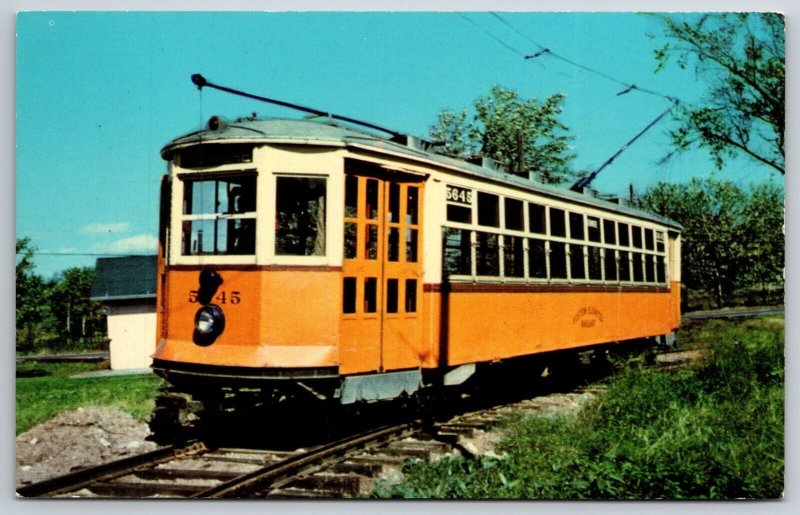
(443, 188), (668, 284)
(447, 190), (665, 251)
(443, 229), (667, 283)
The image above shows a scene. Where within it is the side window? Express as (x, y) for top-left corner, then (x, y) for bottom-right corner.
(447, 204), (472, 223)
(588, 246), (602, 280)
(503, 235), (525, 277)
(603, 219), (616, 245)
(182, 174), (256, 256)
(477, 192), (500, 228)
(587, 217), (601, 242)
(549, 242), (567, 279)
(656, 256), (667, 283)
(631, 225), (643, 249)
(504, 198), (524, 231)
(529, 203), (546, 234)
(632, 252), (644, 282)
(443, 228), (471, 276)
(604, 249), (618, 281)
(528, 238), (547, 278)
(656, 231), (666, 253)
(476, 231), (500, 276)
(618, 250), (631, 281)
(569, 212), (585, 240)
(570, 244), (586, 279)
(550, 208), (566, 237)
(275, 177), (327, 256)
(644, 228), (655, 251)
(645, 254), (656, 282)
(618, 222), (630, 247)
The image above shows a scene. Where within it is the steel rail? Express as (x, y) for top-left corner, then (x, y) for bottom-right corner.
(16, 441), (208, 498)
(194, 423), (414, 498)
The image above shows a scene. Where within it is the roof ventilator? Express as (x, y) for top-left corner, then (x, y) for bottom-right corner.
(467, 156), (507, 175)
(390, 134), (435, 152)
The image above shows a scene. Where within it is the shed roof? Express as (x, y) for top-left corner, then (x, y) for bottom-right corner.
(90, 255), (157, 302)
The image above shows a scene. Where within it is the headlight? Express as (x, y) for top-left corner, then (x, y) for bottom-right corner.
(196, 309), (216, 335)
(193, 304), (225, 345)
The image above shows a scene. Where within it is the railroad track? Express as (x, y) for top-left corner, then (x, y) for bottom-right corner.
(17, 350), (700, 499)
(16, 386), (609, 499)
(17, 423), (417, 499)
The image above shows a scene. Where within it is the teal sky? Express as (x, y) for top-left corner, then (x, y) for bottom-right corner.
(16, 10), (784, 278)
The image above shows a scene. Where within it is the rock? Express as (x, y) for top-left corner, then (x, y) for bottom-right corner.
(16, 406), (158, 488)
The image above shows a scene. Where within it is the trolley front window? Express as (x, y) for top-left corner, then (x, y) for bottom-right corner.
(181, 175), (256, 255)
(275, 177), (327, 256)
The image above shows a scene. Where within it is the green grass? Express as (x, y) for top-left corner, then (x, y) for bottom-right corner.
(16, 361), (163, 435)
(374, 316), (784, 499)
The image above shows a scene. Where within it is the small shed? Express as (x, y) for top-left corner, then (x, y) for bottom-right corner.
(90, 255), (158, 370)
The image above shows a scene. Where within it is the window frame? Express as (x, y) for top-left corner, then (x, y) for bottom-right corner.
(269, 172), (331, 265)
(172, 169), (259, 266)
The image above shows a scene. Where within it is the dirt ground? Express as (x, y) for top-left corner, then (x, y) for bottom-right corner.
(15, 406), (158, 489)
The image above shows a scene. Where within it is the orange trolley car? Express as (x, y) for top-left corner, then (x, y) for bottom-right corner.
(151, 90), (680, 425)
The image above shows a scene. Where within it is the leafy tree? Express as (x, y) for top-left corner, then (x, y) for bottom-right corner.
(16, 237), (51, 348)
(430, 85), (577, 184)
(739, 182), (785, 301)
(653, 13), (785, 174)
(640, 178), (784, 308)
(48, 267), (105, 342)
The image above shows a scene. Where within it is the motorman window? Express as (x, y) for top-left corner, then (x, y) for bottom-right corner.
(275, 177), (327, 256)
(181, 174), (256, 255)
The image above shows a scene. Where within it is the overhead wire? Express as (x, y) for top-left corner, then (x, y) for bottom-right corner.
(458, 12), (688, 188)
(457, 13), (527, 57)
(487, 11), (681, 104)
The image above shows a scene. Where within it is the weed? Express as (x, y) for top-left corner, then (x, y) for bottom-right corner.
(374, 316), (784, 499)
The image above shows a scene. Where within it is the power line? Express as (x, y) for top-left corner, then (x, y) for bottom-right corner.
(490, 12), (679, 103)
(457, 13), (527, 57)
(459, 12), (688, 187)
(489, 11), (548, 52)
